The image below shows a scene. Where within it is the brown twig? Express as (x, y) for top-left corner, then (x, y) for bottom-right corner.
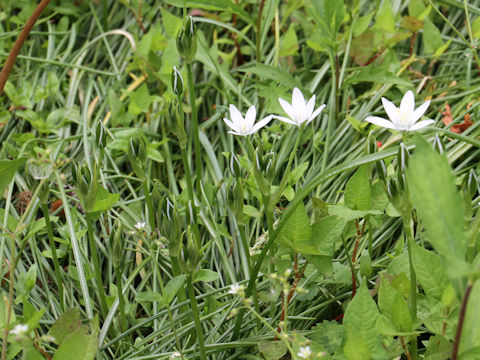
(452, 283), (474, 360)
(400, 336), (413, 360)
(0, 0), (52, 96)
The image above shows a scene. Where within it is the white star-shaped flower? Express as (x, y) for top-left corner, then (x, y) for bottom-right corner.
(274, 87), (326, 127)
(365, 90), (435, 132)
(170, 352), (181, 359)
(10, 324), (28, 336)
(135, 221), (146, 231)
(297, 346), (312, 359)
(228, 283), (245, 296)
(223, 104), (272, 136)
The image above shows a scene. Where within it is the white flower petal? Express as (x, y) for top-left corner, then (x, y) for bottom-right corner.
(229, 104), (244, 125)
(400, 90), (415, 116)
(408, 119), (435, 131)
(381, 97), (401, 125)
(245, 105), (257, 130)
(411, 100), (430, 124)
(308, 104), (326, 123)
(228, 130), (247, 136)
(279, 97), (296, 121)
(251, 115), (272, 133)
(292, 87), (306, 111)
(366, 116), (398, 130)
(223, 118), (238, 132)
(273, 115), (298, 126)
(304, 95), (316, 122)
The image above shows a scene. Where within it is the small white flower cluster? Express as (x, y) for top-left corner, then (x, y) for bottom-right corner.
(297, 346), (312, 359)
(223, 88), (434, 136)
(10, 324), (28, 336)
(135, 221), (146, 231)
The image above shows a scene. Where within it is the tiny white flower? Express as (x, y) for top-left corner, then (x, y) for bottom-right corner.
(10, 324), (28, 336)
(274, 87), (326, 127)
(297, 346), (312, 359)
(135, 221), (146, 231)
(228, 283), (245, 296)
(223, 104), (272, 136)
(365, 90), (435, 132)
(170, 351), (181, 359)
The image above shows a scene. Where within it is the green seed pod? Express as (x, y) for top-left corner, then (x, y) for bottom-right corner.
(229, 153), (242, 178)
(376, 160), (388, 183)
(127, 135), (147, 180)
(111, 223), (125, 267)
(176, 16), (197, 63)
(96, 120), (107, 149)
(171, 66), (184, 96)
(76, 162), (98, 212)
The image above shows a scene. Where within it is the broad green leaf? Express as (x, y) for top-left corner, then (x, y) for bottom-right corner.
(408, 0), (426, 18)
(473, 17), (480, 39)
(328, 204), (381, 221)
(161, 7), (182, 38)
(411, 243), (449, 300)
(310, 320), (343, 354)
(345, 166), (371, 210)
(424, 335), (452, 360)
(137, 291), (165, 304)
(0, 159), (25, 198)
(164, 275), (186, 304)
(312, 215), (345, 256)
(344, 66), (411, 87)
(48, 307), (82, 345)
(128, 84), (153, 115)
(278, 202), (314, 254)
(52, 327), (98, 360)
(194, 269), (219, 283)
(279, 23), (298, 57)
(406, 135), (466, 265)
(378, 274), (396, 316)
(390, 291), (412, 332)
(353, 12), (374, 36)
(422, 19), (444, 54)
(91, 186), (120, 213)
(344, 327), (371, 360)
(238, 63), (302, 89)
(309, 0), (345, 39)
(258, 340), (287, 360)
(374, 0), (396, 33)
(22, 343), (44, 360)
(343, 284), (385, 358)
(459, 281), (480, 356)
(16, 265), (38, 304)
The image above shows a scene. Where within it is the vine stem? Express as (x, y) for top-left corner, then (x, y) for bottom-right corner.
(452, 282), (474, 360)
(0, 0), (51, 95)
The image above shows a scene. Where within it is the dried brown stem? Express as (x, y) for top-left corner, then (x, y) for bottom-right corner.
(452, 283), (473, 360)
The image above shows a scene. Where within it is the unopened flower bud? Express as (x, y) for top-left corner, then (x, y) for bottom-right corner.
(176, 16), (197, 63)
(171, 66), (184, 95)
(96, 120), (107, 149)
(127, 135), (147, 180)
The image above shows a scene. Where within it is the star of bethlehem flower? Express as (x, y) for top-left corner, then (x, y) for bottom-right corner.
(274, 87), (326, 127)
(365, 90), (435, 132)
(297, 346), (312, 359)
(10, 324), (28, 336)
(223, 104), (272, 136)
(228, 283), (245, 296)
(135, 221), (146, 231)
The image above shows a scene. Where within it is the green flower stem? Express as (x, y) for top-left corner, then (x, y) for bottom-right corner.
(161, 120), (180, 196)
(86, 212), (108, 316)
(186, 279), (207, 360)
(41, 203), (64, 310)
(142, 180), (156, 231)
(403, 215), (417, 360)
(181, 148), (201, 248)
(186, 62), (202, 195)
(114, 264), (127, 333)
